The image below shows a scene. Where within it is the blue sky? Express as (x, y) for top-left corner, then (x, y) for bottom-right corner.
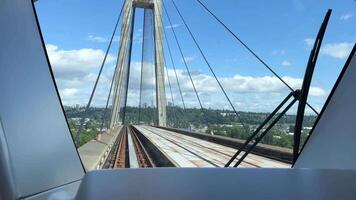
(35, 0), (355, 114)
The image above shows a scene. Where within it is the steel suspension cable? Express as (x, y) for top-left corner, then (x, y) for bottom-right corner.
(163, 28), (186, 110)
(74, 3), (124, 145)
(171, 0), (249, 130)
(99, 54), (120, 134)
(161, 20), (188, 128)
(138, 9), (147, 124)
(164, 65), (178, 127)
(165, 64), (175, 107)
(163, 3), (204, 110)
(195, 0), (319, 115)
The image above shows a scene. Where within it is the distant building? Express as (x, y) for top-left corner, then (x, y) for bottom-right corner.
(220, 124), (233, 128)
(289, 125), (313, 135)
(220, 112), (235, 117)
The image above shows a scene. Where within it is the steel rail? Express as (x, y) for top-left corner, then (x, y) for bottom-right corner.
(129, 126), (155, 167)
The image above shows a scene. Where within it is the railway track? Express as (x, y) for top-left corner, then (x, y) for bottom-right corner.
(102, 127), (125, 169)
(104, 126), (156, 168)
(115, 127), (128, 168)
(104, 125), (289, 168)
(129, 126), (155, 167)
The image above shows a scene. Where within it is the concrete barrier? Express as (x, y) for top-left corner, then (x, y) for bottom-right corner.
(78, 126), (122, 171)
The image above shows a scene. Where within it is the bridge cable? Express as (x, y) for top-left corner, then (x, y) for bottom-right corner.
(162, 24), (189, 128)
(138, 9), (147, 124)
(171, 0), (249, 131)
(195, 0), (319, 115)
(153, 7), (185, 127)
(163, 28), (186, 110)
(163, 58), (177, 127)
(163, 3), (204, 110)
(74, 3), (124, 146)
(99, 47), (121, 134)
(165, 64), (175, 107)
(155, 12), (181, 127)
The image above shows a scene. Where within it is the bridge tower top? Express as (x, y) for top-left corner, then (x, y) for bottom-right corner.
(134, 0), (155, 8)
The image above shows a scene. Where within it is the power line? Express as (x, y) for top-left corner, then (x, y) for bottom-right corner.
(195, 0), (319, 115)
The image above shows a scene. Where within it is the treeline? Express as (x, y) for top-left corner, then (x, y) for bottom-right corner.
(64, 106), (316, 129)
(64, 106), (315, 148)
(206, 125), (309, 149)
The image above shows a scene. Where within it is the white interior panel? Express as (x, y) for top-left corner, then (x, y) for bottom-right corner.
(0, 0), (84, 198)
(295, 47), (356, 169)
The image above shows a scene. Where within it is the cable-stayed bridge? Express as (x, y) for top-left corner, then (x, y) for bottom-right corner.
(74, 0), (325, 170)
(1, 0), (356, 199)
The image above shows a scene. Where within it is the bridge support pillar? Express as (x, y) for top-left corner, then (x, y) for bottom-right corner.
(110, 0), (167, 127)
(153, 0), (167, 127)
(110, 0), (134, 127)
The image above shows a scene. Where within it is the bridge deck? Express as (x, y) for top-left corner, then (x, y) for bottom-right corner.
(134, 125), (290, 168)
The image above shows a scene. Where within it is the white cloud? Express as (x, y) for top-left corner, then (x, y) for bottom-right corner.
(165, 24), (181, 29)
(60, 88), (79, 97)
(46, 44), (115, 78)
(309, 87), (327, 97)
(340, 13), (353, 21)
(164, 67), (326, 97)
(321, 42), (353, 59)
(88, 34), (109, 43)
(180, 56), (195, 63)
(165, 69), (326, 112)
(46, 44), (116, 105)
(304, 39), (353, 59)
(46, 44), (327, 113)
(87, 34), (119, 43)
(304, 38), (315, 48)
(220, 75), (325, 97)
(272, 49), (286, 56)
(281, 60), (291, 66)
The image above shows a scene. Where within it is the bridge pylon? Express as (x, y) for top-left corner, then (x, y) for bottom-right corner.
(110, 0), (167, 127)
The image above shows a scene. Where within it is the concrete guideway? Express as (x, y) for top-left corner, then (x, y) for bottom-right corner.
(78, 126), (122, 171)
(134, 125), (290, 168)
(127, 128), (140, 168)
